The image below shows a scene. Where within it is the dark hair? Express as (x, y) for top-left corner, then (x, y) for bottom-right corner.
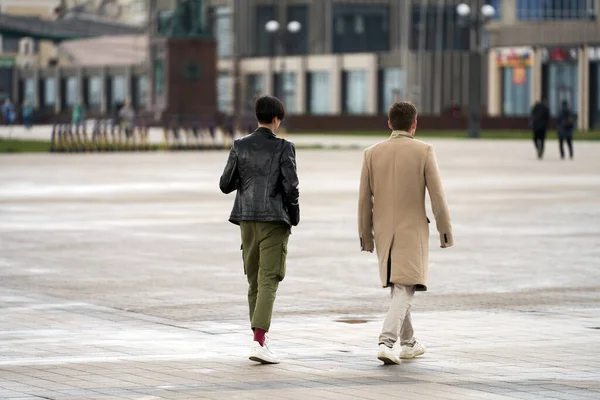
(388, 101), (418, 131)
(255, 95), (285, 124)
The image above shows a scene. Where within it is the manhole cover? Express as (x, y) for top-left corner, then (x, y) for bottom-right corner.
(336, 319), (368, 324)
(586, 327), (600, 330)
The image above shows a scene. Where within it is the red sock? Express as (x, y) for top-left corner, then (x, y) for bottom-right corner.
(253, 328), (266, 346)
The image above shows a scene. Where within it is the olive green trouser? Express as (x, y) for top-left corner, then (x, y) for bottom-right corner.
(240, 221), (290, 332)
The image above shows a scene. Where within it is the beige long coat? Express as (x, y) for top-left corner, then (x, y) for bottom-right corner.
(358, 131), (453, 290)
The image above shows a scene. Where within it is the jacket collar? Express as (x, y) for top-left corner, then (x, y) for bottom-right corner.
(390, 130), (414, 139)
(254, 127), (276, 137)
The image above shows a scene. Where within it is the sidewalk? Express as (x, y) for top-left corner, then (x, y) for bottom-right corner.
(1, 144), (600, 399)
(2, 289), (599, 400)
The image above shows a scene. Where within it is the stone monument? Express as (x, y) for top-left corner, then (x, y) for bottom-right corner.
(150, 0), (217, 121)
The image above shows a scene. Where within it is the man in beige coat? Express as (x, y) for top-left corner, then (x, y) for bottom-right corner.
(358, 101), (453, 365)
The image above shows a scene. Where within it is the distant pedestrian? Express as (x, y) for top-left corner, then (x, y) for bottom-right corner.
(219, 95), (300, 365)
(530, 98), (550, 160)
(557, 100), (576, 160)
(2, 99), (15, 125)
(22, 100), (35, 129)
(72, 99), (85, 126)
(359, 101), (453, 365)
(119, 99), (136, 140)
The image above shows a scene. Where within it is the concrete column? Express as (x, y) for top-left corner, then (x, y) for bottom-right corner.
(33, 68), (40, 109)
(12, 66), (19, 105)
(240, 73), (248, 113)
(100, 68), (108, 114)
(54, 68), (61, 114)
(125, 66), (133, 103)
(531, 48), (543, 106)
(77, 67), (84, 104)
(487, 50), (500, 116)
(579, 46), (589, 130)
(296, 57), (307, 114)
(501, 0), (517, 24)
(308, 0), (327, 54)
(330, 55), (342, 114)
(367, 56), (378, 115)
(324, 0), (333, 54)
(265, 62), (274, 96)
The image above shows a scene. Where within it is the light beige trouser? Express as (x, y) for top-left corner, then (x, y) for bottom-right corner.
(378, 284), (416, 348)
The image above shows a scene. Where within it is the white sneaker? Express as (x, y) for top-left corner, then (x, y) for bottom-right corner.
(377, 344), (401, 365)
(249, 341), (279, 364)
(400, 340), (426, 359)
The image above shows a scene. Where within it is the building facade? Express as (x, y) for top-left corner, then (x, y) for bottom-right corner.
(487, 0), (600, 129)
(11, 0), (600, 129)
(202, 0), (489, 119)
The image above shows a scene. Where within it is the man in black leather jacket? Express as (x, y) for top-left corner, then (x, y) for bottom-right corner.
(219, 95), (300, 364)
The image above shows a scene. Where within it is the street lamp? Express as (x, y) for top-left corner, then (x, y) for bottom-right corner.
(456, 2), (495, 138)
(265, 19), (302, 110)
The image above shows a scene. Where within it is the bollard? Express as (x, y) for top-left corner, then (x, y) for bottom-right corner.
(50, 123), (58, 152)
(192, 120), (200, 150)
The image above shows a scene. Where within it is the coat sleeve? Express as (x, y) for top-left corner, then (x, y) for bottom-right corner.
(219, 142), (240, 194)
(358, 150), (374, 251)
(280, 141), (300, 226)
(425, 146), (454, 248)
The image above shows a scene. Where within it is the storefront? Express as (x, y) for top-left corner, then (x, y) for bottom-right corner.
(496, 47), (533, 116)
(541, 47), (579, 117)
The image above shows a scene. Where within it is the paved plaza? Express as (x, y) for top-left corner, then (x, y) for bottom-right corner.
(1, 138), (600, 399)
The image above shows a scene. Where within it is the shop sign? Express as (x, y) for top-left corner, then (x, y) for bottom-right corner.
(496, 47), (533, 67)
(588, 46), (600, 61)
(541, 47), (578, 63)
(0, 58), (16, 68)
(512, 66), (527, 86)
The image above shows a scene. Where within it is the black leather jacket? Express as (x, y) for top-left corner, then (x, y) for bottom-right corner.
(219, 128), (300, 227)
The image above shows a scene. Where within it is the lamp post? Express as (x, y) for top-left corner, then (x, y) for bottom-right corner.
(265, 19), (302, 110)
(456, 2), (495, 138)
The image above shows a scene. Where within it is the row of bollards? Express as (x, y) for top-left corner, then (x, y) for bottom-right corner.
(50, 121), (151, 153)
(50, 120), (250, 153)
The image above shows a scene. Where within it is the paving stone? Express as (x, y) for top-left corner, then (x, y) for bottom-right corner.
(1, 142), (600, 399)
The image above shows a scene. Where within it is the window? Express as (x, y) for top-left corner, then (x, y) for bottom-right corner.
(136, 75), (148, 108)
(66, 77), (78, 107)
(548, 63), (578, 116)
(112, 76), (126, 106)
(307, 71), (330, 114)
(487, 0), (502, 19)
(24, 78), (35, 103)
(517, 0), (595, 20)
(2, 37), (19, 53)
(344, 70), (367, 114)
(246, 74), (265, 112)
(44, 78), (56, 107)
(217, 72), (232, 113)
(380, 68), (406, 113)
(212, 6), (232, 57)
(502, 67), (531, 116)
(154, 59), (164, 95)
(274, 72), (297, 114)
(88, 77), (102, 108)
(411, 5), (469, 51)
(286, 5), (309, 55)
(256, 5), (276, 56)
(333, 5), (389, 53)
